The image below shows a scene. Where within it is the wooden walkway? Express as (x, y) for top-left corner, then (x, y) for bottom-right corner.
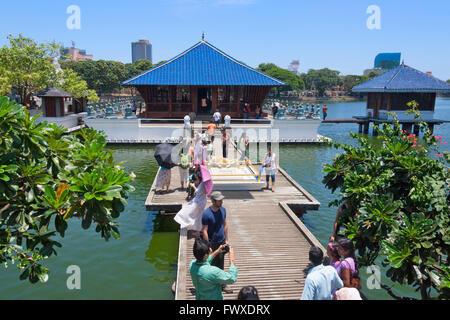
(146, 163), (324, 300)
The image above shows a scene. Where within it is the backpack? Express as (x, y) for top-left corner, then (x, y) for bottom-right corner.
(180, 154), (190, 169)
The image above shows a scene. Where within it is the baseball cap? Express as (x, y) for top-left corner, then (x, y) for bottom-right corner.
(210, 191), (225, 201)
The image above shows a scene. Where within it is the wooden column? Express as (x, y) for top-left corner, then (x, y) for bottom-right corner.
(191, 86), (198, 115)
(236, 86), (242, 118)
(169, 87), (173, 116)
(387, 93), (392, 112)
(212, 86), (218, 113)
(375, 93), (382, 118)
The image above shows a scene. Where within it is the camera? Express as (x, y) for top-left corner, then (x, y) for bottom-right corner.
(223, 245), (230, 254)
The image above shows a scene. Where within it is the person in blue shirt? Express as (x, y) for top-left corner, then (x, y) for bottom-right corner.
(301, 246), (343, 300)
(201, 191), (232, 293)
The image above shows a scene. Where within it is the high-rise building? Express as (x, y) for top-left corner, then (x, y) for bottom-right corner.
(364, 53), (401, 75)
(61, 42), (93, 61)
(374, 53), (401, 70)
(364, 52), (402, 75)
(132, 40), (152, 63)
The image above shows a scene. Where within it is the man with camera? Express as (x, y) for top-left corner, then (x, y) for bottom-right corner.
(201, 191), (233, 294)
(189, 237), (237, 300)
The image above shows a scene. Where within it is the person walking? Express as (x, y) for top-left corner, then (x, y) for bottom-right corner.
(242, 103), (250, 122)
(301, 246), (343, 300)
(263, 147), (278, 192)
(326, 241), (341, 269)
(189, 237), (238, 300)
(322, 105), (328, 120)
(174, 171), (207, 236)
(255, 105), (261, 119)
(201, 191), (233, 294)
(238, 133), (249, 161)
(272, 103), (279, 119)
(178, 144), (191, 190)
(213, 110), (222, 127)
(155, 166), (171, 193)
(222, 130), (229, 159)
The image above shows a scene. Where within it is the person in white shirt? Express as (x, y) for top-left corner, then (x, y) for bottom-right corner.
(213, 111), (221, 126)
(301, 246), (343, 300)
(263, 147), (278, 192)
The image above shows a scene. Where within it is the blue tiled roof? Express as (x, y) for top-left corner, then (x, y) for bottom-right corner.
(353, 64), (450, 93)
(122, 41), (286, 86)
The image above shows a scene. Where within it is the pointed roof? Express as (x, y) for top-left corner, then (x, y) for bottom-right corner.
(353, 64), (450, 93)
(36, 87), (72, 97)
(122, 40), (286, 86)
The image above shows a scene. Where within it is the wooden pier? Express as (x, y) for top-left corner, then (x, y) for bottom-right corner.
(146, 164), (324, 300)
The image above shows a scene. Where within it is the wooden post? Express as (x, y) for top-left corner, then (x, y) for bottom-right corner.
(359, 123), (363, 134)
(372, 124), (379, 136)
(212, 86), (218, 114)
(169, 87), (173, 116)
(364, 122), (369, 134)
(192, 86), (198, 115)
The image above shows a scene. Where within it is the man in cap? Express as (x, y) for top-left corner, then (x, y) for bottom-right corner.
(201, 191), (233, 293)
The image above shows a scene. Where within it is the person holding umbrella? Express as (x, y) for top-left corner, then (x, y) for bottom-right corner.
(154, 143), (178, 193)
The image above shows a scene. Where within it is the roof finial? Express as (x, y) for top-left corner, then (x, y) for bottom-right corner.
(401, 59), (405, 66)
(202, 32), (205, 41)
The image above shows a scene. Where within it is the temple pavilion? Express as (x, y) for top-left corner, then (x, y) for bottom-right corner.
(122, 39), (286, 119)
(352, 63), (450, 134)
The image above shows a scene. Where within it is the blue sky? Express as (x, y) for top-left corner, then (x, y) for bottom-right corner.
(1, 0), (449, 80)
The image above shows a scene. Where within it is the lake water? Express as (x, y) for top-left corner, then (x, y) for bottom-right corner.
(1, 98), (448, 300)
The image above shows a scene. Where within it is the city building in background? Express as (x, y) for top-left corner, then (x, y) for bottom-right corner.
(364, 52), (401, 75)
(61, 42), (93, 61)
(132, 39), (153, 63)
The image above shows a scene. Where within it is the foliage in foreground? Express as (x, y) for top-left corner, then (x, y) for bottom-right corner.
(322, 102), (450, 300)
(0, 97), (134, 283)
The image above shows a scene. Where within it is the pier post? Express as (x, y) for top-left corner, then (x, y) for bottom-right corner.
(372, 125), (379, 136)
(364, 122), (369, 134)
(358, 123), (363, 134)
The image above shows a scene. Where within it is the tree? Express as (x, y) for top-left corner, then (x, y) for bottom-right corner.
(302, 68), (343, 97)
(59, 68), (99, 102)
(322, 102), (450, 299)
(0, 96), (135, 283)
(257, 63), (305, 94)
(0, 34), (60, 105)
(341, 75), (370, 95)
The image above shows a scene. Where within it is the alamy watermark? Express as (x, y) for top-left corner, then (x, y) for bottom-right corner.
(366, 5), (381, 30)
(366, 265), (381, 290)
(66, 5), (81, 30)
(66, 265), (81, 290)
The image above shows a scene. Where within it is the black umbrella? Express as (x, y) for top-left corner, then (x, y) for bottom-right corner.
(154, 143), (179, 169)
